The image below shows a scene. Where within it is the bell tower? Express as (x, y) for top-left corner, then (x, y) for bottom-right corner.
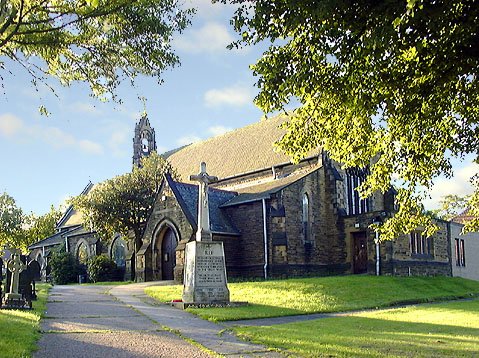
(132, 114), (157, 168)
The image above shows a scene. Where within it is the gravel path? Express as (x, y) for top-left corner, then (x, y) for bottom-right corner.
(34, 285), (212, 358)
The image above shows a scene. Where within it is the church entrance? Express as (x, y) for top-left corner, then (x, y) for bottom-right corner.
(352, 232), (368, 274)
(161, 228), (177, 280)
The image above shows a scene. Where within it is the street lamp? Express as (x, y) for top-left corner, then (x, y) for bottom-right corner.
(372, 216), (383, 276)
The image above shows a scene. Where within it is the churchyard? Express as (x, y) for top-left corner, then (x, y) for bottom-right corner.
(233, 299), (479, 357)
(0, 283), (50, 357)
(0, 275), (478, 357)
(144, 275), (479, 357)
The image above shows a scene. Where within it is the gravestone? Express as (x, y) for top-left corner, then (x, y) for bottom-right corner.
(27, 260), (41, 300)
(18, 257), (34, 302)
(182, 162), (230, 305)
(4, 250), (29, 308)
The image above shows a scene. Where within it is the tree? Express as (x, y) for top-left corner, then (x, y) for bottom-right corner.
(226, 0), (479, 240)
(49, 246), (80, 284)
(23, 205), (62, 251)
(429, 195), (470, 221)
(71, 152), (176, 251)
(0, 0), (193, 110)
(0, 191), (25, 250)
(87, 254), (118, 283)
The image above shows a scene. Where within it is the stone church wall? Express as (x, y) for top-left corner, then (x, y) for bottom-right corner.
(224, 202), (267, 278)
(269, 167), (348, 277)
(390, 220), (451, 276)
(343, 215), (451, 276)
(140, 182), (194, 282)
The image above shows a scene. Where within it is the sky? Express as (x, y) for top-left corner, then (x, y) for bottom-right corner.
(0, 0), (477, 216)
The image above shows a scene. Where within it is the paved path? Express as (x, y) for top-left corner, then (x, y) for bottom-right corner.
(109, 282), (281, 357)
(35, 285), (212, 358)
(36, 283), (281, 357)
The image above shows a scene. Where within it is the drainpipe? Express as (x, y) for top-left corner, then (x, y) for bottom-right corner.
(372, 216), (382, 276)
(65, 237), (69, 253)
(375, 232), (380, 276)
(262, 199), (268, 280)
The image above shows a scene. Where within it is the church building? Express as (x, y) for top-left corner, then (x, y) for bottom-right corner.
(135, 115), (453, 282)
(30, 114), (472, 283)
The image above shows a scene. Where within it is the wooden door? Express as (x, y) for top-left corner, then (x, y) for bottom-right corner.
(353, 232), (368, 274)
(161, 228), (177, 280)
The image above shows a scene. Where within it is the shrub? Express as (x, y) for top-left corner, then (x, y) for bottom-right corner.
(87, 255), (118, 283)
(49, 250), (80, 284)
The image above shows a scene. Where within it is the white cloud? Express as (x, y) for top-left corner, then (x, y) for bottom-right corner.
(186, 0), (234, 19)
(423, 161), (479, 210)
(204, 84), (252, 108)
(108, 129), (129, 157)
(177, 135), (201, 146)
(69, 102), (102, 116)
(79, 140), (104, 155)
(173, 22), (234, 54)
(0, 114), (24, 137)
(0, 113), (104, 155)
(208, 125), (233, 136)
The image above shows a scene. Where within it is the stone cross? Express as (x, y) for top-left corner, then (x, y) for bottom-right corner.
(7, 250), (27, 295)
(189, 162), (218, 242)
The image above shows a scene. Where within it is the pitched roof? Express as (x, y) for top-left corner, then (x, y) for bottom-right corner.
(28, 225), (83, 250)
(56, 182), (94, 228)
(166, 175), (239, 235)
(166, 115), (298, 181)
(452, 208), (475, 224)
(221, 168), (318, 207)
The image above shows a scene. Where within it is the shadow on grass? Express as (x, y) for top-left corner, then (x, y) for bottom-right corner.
(235, 314), (479, 357)
(189, 303), (305, 322)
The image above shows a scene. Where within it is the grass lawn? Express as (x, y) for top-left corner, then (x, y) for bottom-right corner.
(0, 283), (51, 357)
(144, 276), (479, 321)
(233, 299), (479, 357)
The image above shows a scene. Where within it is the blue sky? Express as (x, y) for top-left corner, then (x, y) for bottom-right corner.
(0, 0), (476, 216)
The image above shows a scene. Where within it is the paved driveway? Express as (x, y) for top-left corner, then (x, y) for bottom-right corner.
(34, 285), (212, 358)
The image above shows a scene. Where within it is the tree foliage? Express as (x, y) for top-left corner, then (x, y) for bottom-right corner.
(226, 0), (479, 240)
(429, 195), (470, 221)
(49, 247), (80, 284)
(0, 0), (193, 107)
(23, 205), (62, 250)
(0, 191), (25, 250)
(87, 254), (118, 283)
(71, 152), (176, 250)
(0, 193), (62, 252)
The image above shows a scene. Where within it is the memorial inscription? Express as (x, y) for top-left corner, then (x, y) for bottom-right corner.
(182, 163), (230, 304)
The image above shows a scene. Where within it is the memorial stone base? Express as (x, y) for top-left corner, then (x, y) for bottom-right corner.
(3, 293), (31, 309)
(182, 241), (230, 305)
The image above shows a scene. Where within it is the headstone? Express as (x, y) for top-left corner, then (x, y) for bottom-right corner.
(28, 260), (41, 281)
(18, 257), (34, 301)
(182, 162), (230, 305)
(5, 250), (27, 302)
(27, 260), (41, 300)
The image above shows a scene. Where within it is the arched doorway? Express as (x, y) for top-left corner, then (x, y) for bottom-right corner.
(161, 228), (177, 280)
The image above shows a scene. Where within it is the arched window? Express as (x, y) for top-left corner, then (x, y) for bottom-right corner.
(302, 193), (310, 242)
(111, 237), (127, 268)
(77, 242), (88, 265)
(36, 252), (44, 268)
